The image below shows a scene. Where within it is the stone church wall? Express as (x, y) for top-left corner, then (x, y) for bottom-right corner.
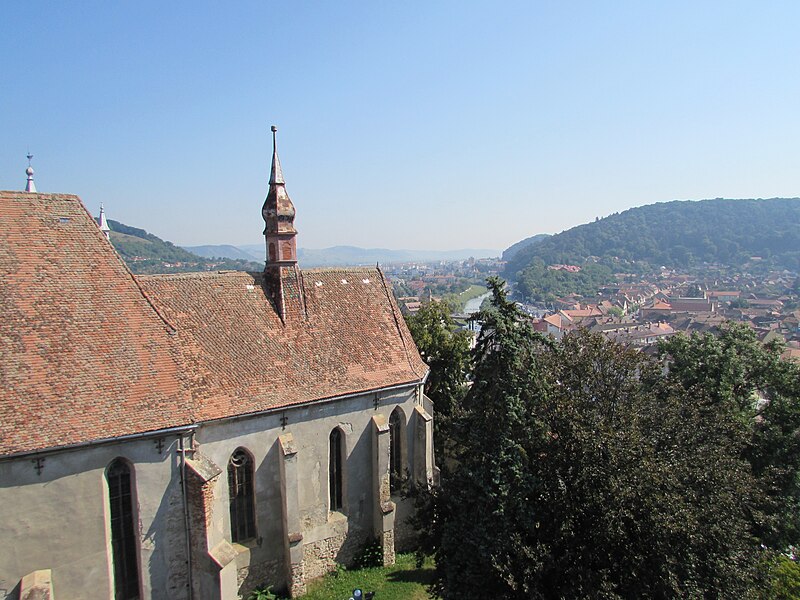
(196, 384), (424, 597)
(0, 436), (188, 600)
(0, 383), (431, 600)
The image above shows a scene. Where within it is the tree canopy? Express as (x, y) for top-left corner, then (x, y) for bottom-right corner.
(504, 198), (800, 280)
(404, 300), (471, 457)
(419, 278), (800, 599)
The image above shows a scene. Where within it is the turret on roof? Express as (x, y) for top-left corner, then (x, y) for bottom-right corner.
(97, 203), (111, 240)
(24, 153), (36, 193)
(261, 126), (304, 321)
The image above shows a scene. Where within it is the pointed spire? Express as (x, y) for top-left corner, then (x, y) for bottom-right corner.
(269, 125), (285, 185)
(25, 153), (37, 193)
(97, 203), (111, 240)
(261, 125), (304, 322)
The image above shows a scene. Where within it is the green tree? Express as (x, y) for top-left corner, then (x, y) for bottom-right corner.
(660, 324), (800, 552)
(767, 555), (800, 599)
(405, 300), (471, 458)
(429, 279), (766, 599)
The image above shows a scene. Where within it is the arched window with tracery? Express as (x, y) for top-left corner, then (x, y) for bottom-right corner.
(228, 448), (256, 543)
(329, 428), (344, 511)
(107, 458), (140, 600)
(389, 408), (406, 493)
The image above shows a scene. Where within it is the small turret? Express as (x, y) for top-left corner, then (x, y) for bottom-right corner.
(97, 204), (111, 240)
(261, 126), (305, 322)
(262, 125), (298, 265)
(25, 153), (36, 193)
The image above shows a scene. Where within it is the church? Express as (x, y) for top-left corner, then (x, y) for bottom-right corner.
(0, 130), (434, 600)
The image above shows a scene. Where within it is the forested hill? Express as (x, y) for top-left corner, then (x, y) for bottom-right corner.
(504, 198), (800, 278)
(108, 220), (263, 274)
(501, 233), (550, 261)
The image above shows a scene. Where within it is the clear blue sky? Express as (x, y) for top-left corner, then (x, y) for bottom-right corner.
(3, 2), (800, 252)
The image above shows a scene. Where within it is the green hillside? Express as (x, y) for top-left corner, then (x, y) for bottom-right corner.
(504, 198), (800, 302)
(501, 233), (550, 261)
(108, 220), (263, 274)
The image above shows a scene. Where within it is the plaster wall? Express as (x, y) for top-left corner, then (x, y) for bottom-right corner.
(0, 384), (431, 600)
(0, 436), (188, 600)
(195, 384), (423, 595)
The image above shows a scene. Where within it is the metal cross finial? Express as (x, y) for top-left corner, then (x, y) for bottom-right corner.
(27, 152), (33, 166)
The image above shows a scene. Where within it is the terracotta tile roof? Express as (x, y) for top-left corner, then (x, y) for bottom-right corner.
(561, 306), (602, 319)
(544, 313), (565, 328)
(1, 192), (427, 456)
(138, 268), (427, 421)
(0, 192), (191, 456)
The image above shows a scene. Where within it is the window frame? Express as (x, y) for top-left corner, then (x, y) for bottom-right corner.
(106, 458), (141, 600)
(329, 428), (345, 512)
(228, 447), (257, 544)
(389, 407), (406, 494)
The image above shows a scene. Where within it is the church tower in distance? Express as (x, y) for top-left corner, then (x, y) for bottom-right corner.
(262, 126), (306, 321)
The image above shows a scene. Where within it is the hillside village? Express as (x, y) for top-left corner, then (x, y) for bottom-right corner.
(389, 257), (800, 360)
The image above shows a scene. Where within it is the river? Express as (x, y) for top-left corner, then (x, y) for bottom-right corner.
(463, 291), (491, 314)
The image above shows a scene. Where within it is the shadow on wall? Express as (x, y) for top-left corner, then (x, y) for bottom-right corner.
(143, 440), (190, 600)
(237, 440), (288, 598)
(334, 422), (373, 567)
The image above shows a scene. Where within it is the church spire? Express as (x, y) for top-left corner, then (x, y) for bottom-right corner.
(261, 125), (305, 322)
(97, 204), (111, 240)
(262, 125), (297, 266)
(269, 125), (285, 185)
(25, 153), (37, 193)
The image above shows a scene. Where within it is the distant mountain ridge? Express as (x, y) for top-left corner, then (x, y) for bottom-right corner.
(107, 220), (263, 274)
(182, 244), (261, 261)
(502, 233), (550, 261)
(504, 198), (800, 279)
(109, 220), (498, 273)
(186, 243), (500, 267)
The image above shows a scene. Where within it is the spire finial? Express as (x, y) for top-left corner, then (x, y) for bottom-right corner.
(269, 125), (284, 185)
(25, 153), (37, 193)
(97, 203), (111, 240)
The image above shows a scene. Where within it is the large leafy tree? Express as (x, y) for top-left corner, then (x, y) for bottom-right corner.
(660, 324), (800, 551)
(430, 278), (766, 599)
(405, 299), (471, 457)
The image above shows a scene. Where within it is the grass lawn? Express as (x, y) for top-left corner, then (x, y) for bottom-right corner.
(299, 553), (435, 600)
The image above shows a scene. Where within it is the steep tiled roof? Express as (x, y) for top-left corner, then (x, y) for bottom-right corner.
(138, 268), (427, 422)
(0, 192), (191, 456)
(1, 192), (428, 456)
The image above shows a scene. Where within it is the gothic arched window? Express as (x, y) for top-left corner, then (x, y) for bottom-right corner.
(389, 408), (405, 493)
(107, 459), (140, 600)
(329, 428), (344, 511)
(228, 448), (256, 543)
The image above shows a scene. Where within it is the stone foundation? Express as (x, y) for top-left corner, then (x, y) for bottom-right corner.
(288, 560), (306, 598)
(381, 530), (395, 566)
(236, 559), (284, 599)
(302, 531), (366, 580)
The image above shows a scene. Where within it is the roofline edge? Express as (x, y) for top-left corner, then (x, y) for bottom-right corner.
(0, 377), (428, 462)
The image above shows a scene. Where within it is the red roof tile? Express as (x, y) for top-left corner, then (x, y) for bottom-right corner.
(0, 192), (191, 455)
(1, 192), (427, 456)
(138, 268), (427, 422)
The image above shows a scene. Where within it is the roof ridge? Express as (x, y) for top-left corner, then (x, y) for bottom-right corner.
(376, 266), (427, 381)
(69, 199), (179, 332)
(302, 266), (379, 273)
(137, 270), (258, 281)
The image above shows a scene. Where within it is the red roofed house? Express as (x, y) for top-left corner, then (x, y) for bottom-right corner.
(0, 132), (433, 600)
(532, 312), (571, 340)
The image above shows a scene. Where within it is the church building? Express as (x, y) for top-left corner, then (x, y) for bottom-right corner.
(0, 130), (434, 600)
